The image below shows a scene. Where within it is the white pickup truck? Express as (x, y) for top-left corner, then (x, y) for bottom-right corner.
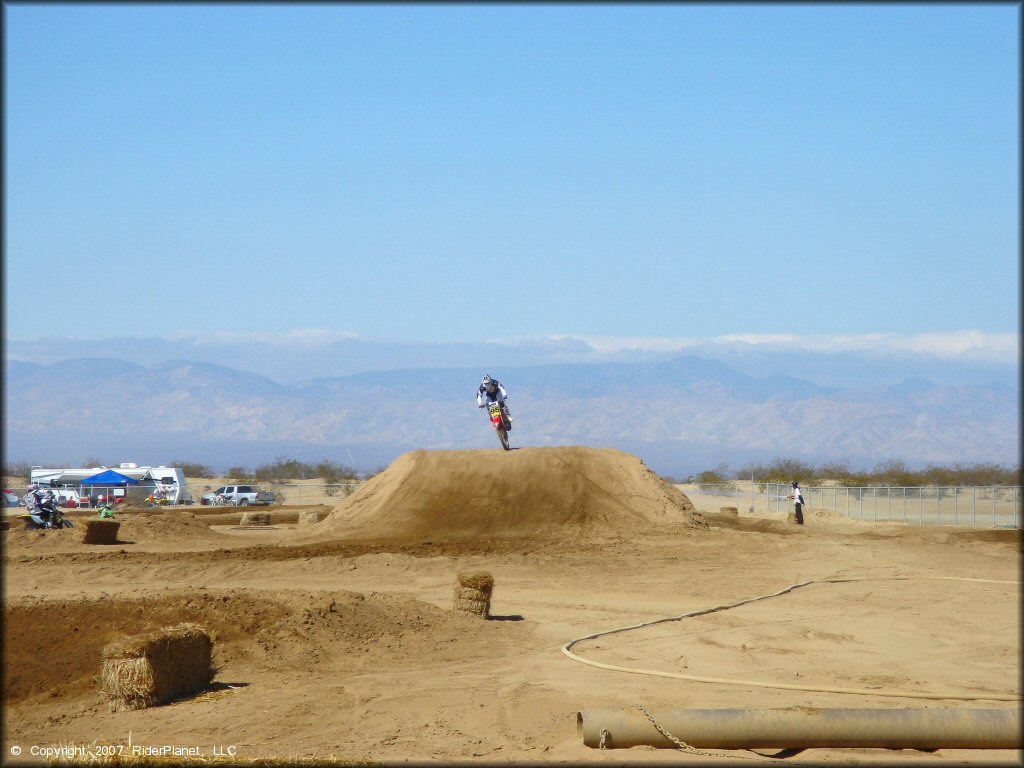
(201, 485), (275, 506)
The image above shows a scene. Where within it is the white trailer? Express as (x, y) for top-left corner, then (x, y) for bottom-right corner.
(29, 463), (195, 505)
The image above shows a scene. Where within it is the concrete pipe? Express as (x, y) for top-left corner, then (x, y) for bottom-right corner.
(578, 708), (1022, 750)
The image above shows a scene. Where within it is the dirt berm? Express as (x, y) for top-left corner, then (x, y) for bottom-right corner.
(318, 446), (705, 542)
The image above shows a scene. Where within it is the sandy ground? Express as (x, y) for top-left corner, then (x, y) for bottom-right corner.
(2, 447), (1020, 766)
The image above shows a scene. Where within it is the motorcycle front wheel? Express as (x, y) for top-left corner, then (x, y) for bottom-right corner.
(496, 427), (510, 451)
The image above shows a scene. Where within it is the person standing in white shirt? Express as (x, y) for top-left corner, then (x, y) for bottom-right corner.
(788, 481), (805, 525)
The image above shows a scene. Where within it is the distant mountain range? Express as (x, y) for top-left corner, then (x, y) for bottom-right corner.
(3, 355), (1018, 476)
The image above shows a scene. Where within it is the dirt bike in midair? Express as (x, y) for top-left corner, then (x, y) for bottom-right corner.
(487, 401), (512, 451)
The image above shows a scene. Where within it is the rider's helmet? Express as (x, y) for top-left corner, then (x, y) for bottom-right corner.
(26, 483), (39, 493)
(482, 374), (497, 393)
(791, 481), (799, 488)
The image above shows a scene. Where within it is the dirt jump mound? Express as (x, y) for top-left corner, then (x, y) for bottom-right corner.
(321, 446), (704, 542)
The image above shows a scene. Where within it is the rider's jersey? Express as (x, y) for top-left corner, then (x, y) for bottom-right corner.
(477, 379), (507, 406)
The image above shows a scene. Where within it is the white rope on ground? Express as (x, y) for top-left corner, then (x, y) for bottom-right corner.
(561, 575), (1021, 702)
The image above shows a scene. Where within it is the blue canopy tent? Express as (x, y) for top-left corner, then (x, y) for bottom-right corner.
(80, 469), (140, 506)
(80, 470), (139, 486)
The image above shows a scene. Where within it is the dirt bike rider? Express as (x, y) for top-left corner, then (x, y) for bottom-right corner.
(24, 483), (57, 527)
(476, 374), (513, 425)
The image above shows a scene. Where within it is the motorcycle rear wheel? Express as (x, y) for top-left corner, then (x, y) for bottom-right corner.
(24, 521), (43, 531)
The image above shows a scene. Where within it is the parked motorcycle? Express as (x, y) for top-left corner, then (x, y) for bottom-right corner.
(486, 400), (512, 451)
(18, 499), (74, 530)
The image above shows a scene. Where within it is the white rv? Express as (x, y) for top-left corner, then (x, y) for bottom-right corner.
(29, 463), (195, 505)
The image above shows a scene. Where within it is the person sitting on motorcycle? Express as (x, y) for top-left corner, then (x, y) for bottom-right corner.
(25, 484), (56, 527)
(476, 374), (513, 423)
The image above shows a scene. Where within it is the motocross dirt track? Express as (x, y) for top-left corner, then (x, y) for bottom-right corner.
(3, 446), (1020, 766)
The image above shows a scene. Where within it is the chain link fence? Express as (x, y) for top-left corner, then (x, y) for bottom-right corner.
(8, 478), (1020, 528)
(680, 481), (1020, 529)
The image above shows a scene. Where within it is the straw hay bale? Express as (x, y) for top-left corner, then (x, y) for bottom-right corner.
(719, 506), (739, 517)
(239, 511), (272, 526)
(453, 570), (493, 617)
(81, 519), (121, 544)
(298, 510), (320, 525)
(101, 623), (213, 711)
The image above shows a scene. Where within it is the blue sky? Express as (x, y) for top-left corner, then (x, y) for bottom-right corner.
(4, 3), (1019, 351)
